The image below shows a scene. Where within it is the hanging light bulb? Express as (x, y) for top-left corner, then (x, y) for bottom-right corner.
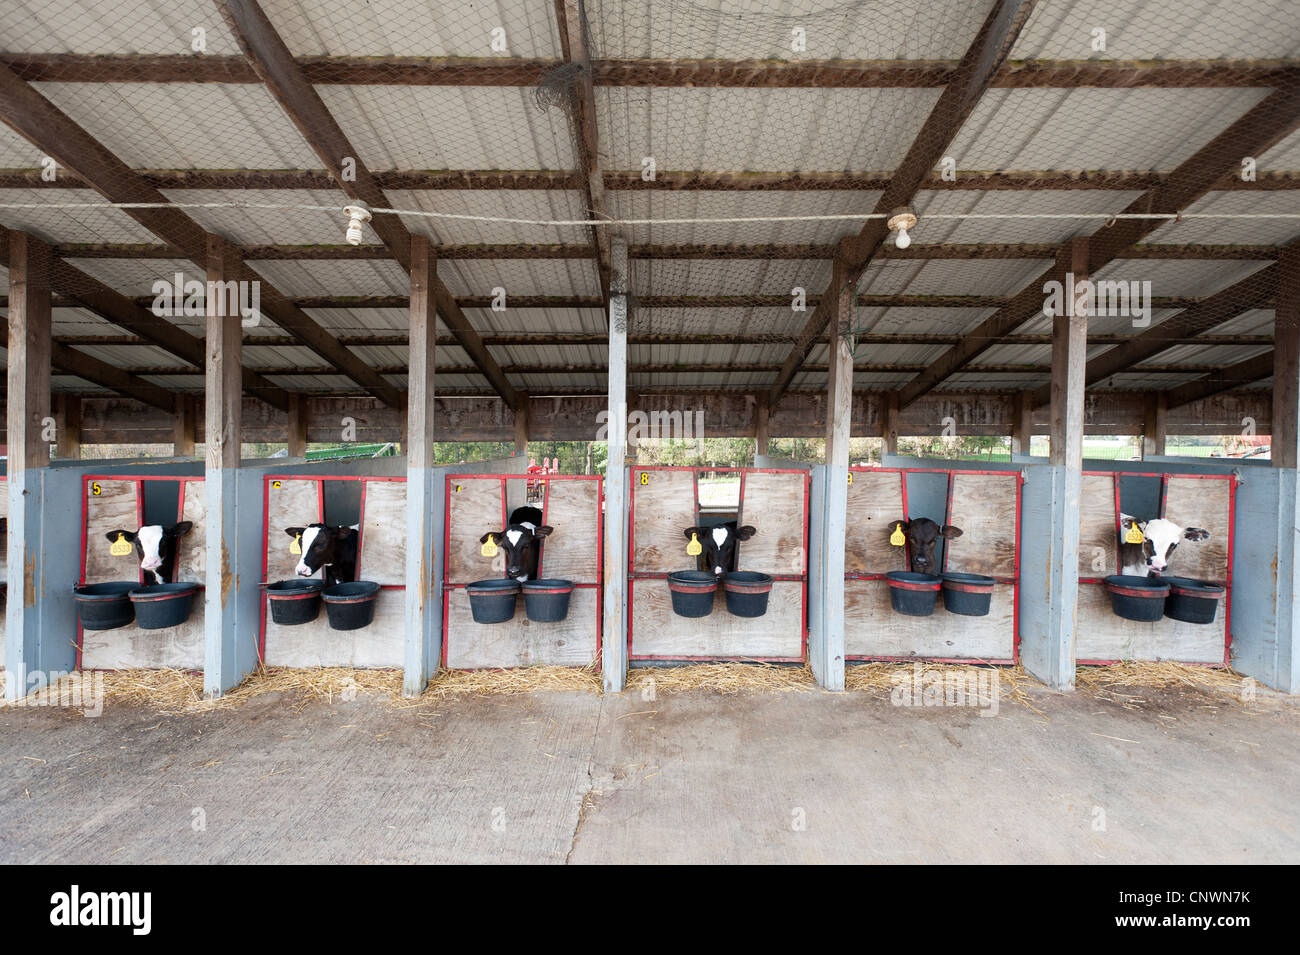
(343, 202), (372, 245)
(887, 206), (917, 250)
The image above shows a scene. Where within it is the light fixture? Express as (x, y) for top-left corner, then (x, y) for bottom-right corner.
(887, 206), (917, 249)
(343, 202), (372, 245)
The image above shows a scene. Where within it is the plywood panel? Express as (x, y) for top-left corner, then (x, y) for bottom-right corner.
(945, 473), (1018, 578)
(176, 479), (205, 582)
(1075, 583), (1225, 664)
(264, 587), (405, 667)
(1163, 477), (1232, 581)
(358, 480), (406, 585)
(81, 602), (206, 670)
(845, 470), (907, 574)
(0, 479), (8, 519)
(1079, 473), (1118, 577)
(738, 471), (807, 575)
(631, 468), (697, 573)
(447, 477), (505, 583)
(536, 479), (601, 584)
(444, 586), (599, 668)
(265, 478), (322, 583)
(844, 579), (1015, 660)
(84, 479), (140, 584)
(630, 579), (803, 659)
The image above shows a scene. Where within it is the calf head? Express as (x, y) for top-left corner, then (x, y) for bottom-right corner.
(1121, 516), (1210, 576)
(285, 524), (354, 579)
(683, 523), (757, 576)
(892, 518), (962, 574)
(480, 522), (553, 580)
(106, 521), (193, 584)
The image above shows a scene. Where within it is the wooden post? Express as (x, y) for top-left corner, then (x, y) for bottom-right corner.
(5, 231), (53, 699)
(755, 394), (771, 458)
(882, 391), (900, 456)
(173, 395), (196, 457)
(203, 235), (248, 697)
(404, 235), (442, 695)
(54, 394), (81, 459)
(513, 391), (530, 457)
(1141, 392), (1168, 459)
(287, 393), (308, 458)
(1011, 390), (1033, 455)
(1274, 245), (1300, 469)
(602, 237), (630, 692)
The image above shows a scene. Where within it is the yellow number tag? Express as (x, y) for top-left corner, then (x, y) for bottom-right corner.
(109, 532), (133, 557)
(272, 480), (282, 489)
(91, 482), (102, 496)
(1125, 523), (1145, 544)
(890, 524), (906, 546)
(686, 532), (702, 557)
(639, 473), (649, 485)
(290, 533), (302, 555)
(847, 472), (854, 485)
(481, 538), (498, 558)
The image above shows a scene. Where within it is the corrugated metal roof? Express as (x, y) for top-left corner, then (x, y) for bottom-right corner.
(0, 189), (163, 243)
(911, 189), (1146, 246)
(158, 188), (358, 246)
(2, 0), (242, 54)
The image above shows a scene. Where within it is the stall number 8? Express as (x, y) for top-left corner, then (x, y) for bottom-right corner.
(639, 473), (649, 485)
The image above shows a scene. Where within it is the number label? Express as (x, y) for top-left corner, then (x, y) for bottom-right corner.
(272, 480), (282, 489)
(639, 473), (649, 485)
(847, 472), (854, 485)
(91, 482), (102, 496)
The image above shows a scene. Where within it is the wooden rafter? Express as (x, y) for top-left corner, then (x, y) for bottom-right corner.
(1164, 352), (1275, 408)
(49, 343), (180, 412)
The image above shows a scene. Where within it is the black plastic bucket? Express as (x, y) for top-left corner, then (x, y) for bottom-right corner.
(723, 571), (774, 618)
(266, 579), (324, 626)
(886, 571), (942, 616)
(130, 582), (200, 630)
(467, 578), (521, 624)
(667, 570), (717, 618)
(1162, 576), (1225, 625)
(941, 572), (996, 616)
(1104, 574), (1171, 622)
(73, 581), (137, 630)
(322, 581), (382, 630)
(522, 579), (574, 622)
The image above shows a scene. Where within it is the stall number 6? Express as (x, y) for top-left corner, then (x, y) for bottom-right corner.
(639, 473), (649, 485)
(272, 480), (282, 489)
(91, 482), (102, 496)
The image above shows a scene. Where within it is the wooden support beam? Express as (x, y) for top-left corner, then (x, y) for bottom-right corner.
(513, 391), (530, 456)
(1164, 351), (1274, 411)
(754, 394), (771, 456)
(767, 0), (1037, 405)
(1142, 392), (1168, 459)
(286, 394), (307, 457)
(174, 395), (197, 457)
(899, 89), (1300, 408)
(54, 394), (81, 458)
(49, 342), (181, 412)
(205, 236), (243, 469)
(1275, 245), (1300, 469)
(602, 238), (630, 692)
(882, 391), (901, 455)
(1011, 390), (1033, 454)
(1050, 239), (1091, 469)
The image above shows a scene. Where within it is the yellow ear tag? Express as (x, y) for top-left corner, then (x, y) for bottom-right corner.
(109, 533), (133, 557)
(686, 532), (702, 557)
(890, 524), (906, 547)
(481, 538), (498, 558)
(1125, 523), (1145, 544)
(289, 533), (302, 555)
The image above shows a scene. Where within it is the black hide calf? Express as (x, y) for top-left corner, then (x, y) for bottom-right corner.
(284, 523), (359, 588)
(106, 521), (193, 585)
(480, 506), (553, 581)
(892, 517), (962, 574)
(682, 521), (757, 576)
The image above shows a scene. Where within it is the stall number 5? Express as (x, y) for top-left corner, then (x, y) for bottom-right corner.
(91, 482), (102, 496)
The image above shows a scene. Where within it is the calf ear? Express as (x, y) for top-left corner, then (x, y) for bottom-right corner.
(941, 525), (963, 539)
(105, 529), (136, 544)
(735, 525), (757, 540)
(479, 531), (501, 545)
(1184, 527), (1211, 542)
(534, 525), (554, 538)
(171, 520), (193, 537)
(284, 527), (304, 539)
(682, 526), (702, 540)
(334, 525), (355, 539)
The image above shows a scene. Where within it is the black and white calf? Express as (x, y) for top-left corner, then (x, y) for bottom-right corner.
(682, 521), (757, 577)
(1118, 514), (1210, 578)
(891, 518), (962, 574)
(106, 521), (194, 585)
(284, 523), (359, 587)
(480, 506), (553, 581)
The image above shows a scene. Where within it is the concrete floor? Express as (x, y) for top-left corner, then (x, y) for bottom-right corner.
(1, 682), (1296, 864)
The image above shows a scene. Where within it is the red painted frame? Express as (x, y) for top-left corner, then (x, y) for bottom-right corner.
(843, 466), (1023, 666)
(440, 472), (604, 669)
(627, 465), (811, 663)
(1076, 469), (1236, 668)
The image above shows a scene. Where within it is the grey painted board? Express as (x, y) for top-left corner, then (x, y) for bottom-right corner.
(1017, 465), (1076, 689)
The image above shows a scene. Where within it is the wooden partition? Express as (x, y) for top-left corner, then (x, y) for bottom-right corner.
(0, 477), (7, 639)
(260, 474), (406, 667)
(78, 474), (205, 670)
(844, 467), (1021, 663)
(628, 466), (809, 661)
(1077, 471), (1235, 665)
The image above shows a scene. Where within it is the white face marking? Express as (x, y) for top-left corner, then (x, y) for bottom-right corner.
(1142, 518), (1184, 573)
(296, 525), (322, 576)
(516, 574), (529, 582)
(711, 526), (730, 574)
(518, 522), (537, 533)
(137, 525), (164, 571)
(505, 529), (523, 548)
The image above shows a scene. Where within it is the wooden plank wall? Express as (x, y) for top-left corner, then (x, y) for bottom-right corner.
(630, 579), (803, 659)
(738, 471), (807, 575)
(536, 478), (601, 584)
(630, 468), (697, 574)
(83, 479), (140, 584)
(1163, 477), (1232, 581)
(264, 478), (322, 583)
(845, 469), (907, 574)
(358, 480), (406, 585)
(176, 479), (205, 582)
(1076, 584), (1225, 664)
(264, 588), (404, 668)
(443, 587), (599, 668)
(1079, 473), (1119, 577)
(945, 473), (1017, 578)
(446, 477), (505, 583)
(845, 579), (1015, 660)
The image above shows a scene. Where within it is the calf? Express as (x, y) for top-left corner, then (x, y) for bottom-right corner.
(682, 521), (757, 577)
(891, 518), (962, 574)
(284, 523), (359, 587)
(1118, 514), (1210, 578)
(106, 521), (194, 585)
(479, 506), (553, 581)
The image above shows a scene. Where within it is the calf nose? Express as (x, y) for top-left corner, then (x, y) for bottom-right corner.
(295, 564), (312, 576)
(141, 557), (161, 570)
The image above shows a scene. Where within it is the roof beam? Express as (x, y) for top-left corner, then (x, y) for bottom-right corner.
(767, 0), (1038, 404)
(898, 87), (1300, 407)
(0, 60), (402, 408)
(48, 343), (180, 412)
(217, 0), (517, 409)
(4, 53), (1295, 88)
(1164, 352), (1275, 408)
